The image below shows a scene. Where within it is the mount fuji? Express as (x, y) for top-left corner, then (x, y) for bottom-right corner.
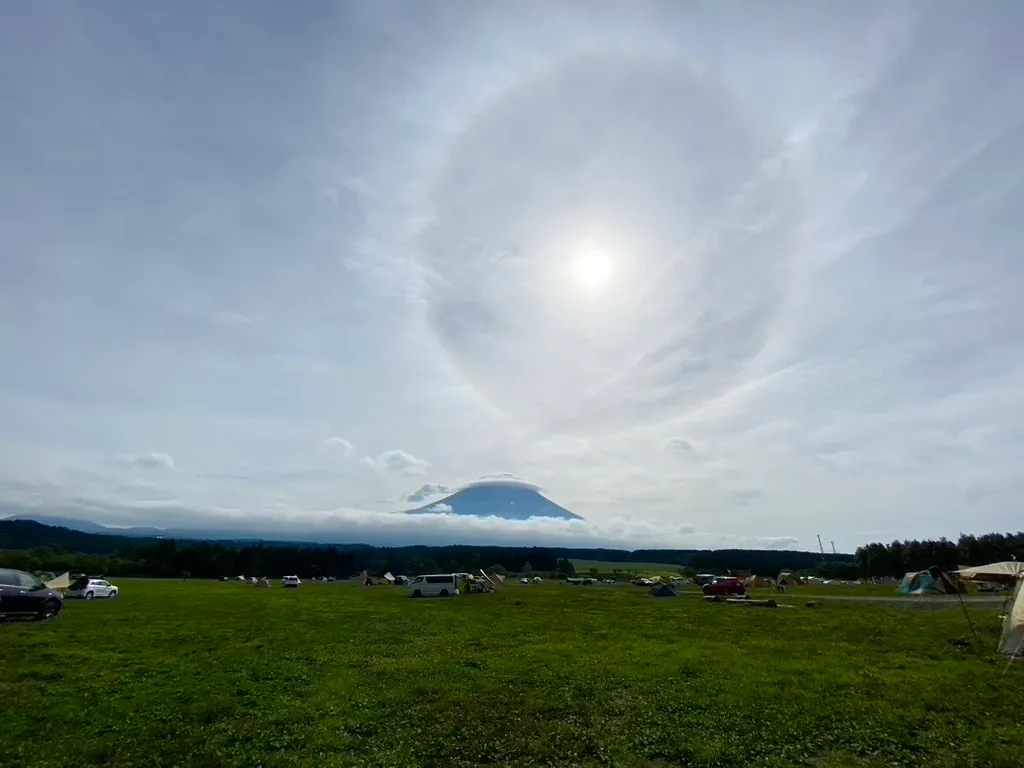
(404, 475), (584, 521)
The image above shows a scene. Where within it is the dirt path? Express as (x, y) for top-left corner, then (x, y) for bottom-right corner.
(785, 594), (1007, 606)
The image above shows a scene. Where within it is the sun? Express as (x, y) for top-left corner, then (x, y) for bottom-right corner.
(573, 250), (613, 290)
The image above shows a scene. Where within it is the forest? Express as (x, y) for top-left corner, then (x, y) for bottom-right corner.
(1, 519), (1021, 580)
(855, 532), (1024, 576)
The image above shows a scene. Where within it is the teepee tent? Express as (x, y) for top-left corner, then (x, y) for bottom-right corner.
(45, 572), (71, 590)
(357, 570), (373, 587)
(776, 571), (804, 589)
(254, 578), (271, 589)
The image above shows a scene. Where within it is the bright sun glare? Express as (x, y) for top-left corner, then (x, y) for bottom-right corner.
(573, 250), (613, 290)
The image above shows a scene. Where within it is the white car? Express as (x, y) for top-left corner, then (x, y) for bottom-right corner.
(408, 573), (459, 598)
(282, 575), (301, 588)
(67, 577), (119, 600)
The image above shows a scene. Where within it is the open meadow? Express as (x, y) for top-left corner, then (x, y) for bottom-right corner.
(2, 579), (1022, 768)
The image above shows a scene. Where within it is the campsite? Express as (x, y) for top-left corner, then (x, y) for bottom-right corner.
(2, 576), (1022, 768)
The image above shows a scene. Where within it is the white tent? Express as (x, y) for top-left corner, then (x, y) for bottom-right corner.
(383, 572), (395, 583)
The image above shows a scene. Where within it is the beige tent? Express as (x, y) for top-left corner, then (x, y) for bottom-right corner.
(777, 571), (804, 588)
(999, 578), (1024, 658)
(953, 562), (1024, 582)
(950, 562), (1024, 657)
(745, 575), (771, 588)
(45, 572), (71, 590)
(383, 571), (395, 583)
(480, 569), (504, 590)
(357, 570), (373, 587)
(254, 578), (271, 589)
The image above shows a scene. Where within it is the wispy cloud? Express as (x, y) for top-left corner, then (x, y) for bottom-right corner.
(111, 453), (176, 470)
(361, 450), (431, 477)
(405, 483), (453, 502)
(322, 437), (356, 458)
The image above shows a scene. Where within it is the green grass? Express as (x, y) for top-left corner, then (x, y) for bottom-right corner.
(1, 579), (1021, 768)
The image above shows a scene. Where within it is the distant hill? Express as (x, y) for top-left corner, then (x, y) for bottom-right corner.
(404, 480), (584, 521)
(2, 514), (116, 535)
(0, 519), (160, 554)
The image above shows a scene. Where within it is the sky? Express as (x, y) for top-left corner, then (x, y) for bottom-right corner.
(2, 1), (1023, 552)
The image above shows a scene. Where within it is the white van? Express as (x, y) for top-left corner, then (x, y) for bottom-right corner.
(408, 573), (460, 598)
(282, 575), (301, 588)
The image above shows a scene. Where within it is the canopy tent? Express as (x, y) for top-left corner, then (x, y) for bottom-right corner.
(953, 561), (1024, 583)
(45, 572), (71, 590)
(382, 572), (395, 583)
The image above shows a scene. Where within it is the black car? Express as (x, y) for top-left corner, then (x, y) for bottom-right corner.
(0, 568), (64, 622)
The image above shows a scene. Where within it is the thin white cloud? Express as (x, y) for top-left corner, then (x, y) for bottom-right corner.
(425, 503), (453, 513)
(362, 450), (431, 476)
(323, 437), (356, 457)
(112, 453), (176, 470)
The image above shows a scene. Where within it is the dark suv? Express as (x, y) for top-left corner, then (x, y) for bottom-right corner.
(0, 569), (64, 622)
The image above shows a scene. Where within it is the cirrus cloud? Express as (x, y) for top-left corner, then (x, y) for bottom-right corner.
(111, 452), (176, 470)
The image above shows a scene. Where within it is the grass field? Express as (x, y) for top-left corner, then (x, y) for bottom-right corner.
(2, 580), (1022, 768)
(570, 559), (683, 577)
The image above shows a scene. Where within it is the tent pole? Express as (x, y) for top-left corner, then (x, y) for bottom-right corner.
(954, 584), (978, 641)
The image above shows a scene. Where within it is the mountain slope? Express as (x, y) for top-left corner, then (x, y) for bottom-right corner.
(2, 514), (116, 534)
(405, 483), (584, 521)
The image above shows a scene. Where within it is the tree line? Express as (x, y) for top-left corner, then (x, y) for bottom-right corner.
(0, 520), (858, 579)
(4, 520), (1021, 581)
(0, 522), (578, 579)
(855, 532), (1024, 577)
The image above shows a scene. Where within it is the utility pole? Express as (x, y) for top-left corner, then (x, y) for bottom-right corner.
(817, 534), (824, 555)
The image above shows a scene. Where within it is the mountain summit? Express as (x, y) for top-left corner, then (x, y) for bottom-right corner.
(404, 475), (584, 521)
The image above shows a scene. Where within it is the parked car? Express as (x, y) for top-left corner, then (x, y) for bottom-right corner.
(408, 573), (459, 598)
(0, 568), (64, 621)
(282, 575), (301, 588)
(67, 577), (119, 600)
(701, 577), (746, 597)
